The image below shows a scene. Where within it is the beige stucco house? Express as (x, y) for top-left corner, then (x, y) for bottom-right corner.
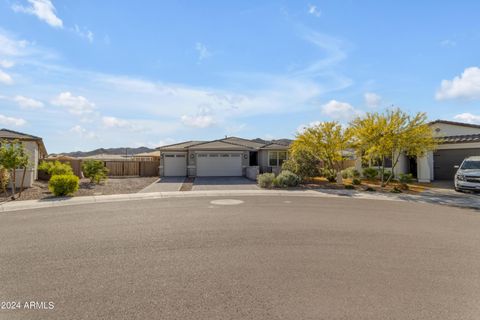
(157, 137), (290, 179)
(0, 128), (48, 187)
(353, 120), (480, 182)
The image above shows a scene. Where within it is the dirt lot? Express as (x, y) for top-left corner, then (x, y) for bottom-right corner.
(0, 177), (158, 201)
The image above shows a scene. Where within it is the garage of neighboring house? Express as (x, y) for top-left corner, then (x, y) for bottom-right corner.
(163, 153), (187, 176)
(433, 148), (480, 180)
(427, 120), (480, 181)
(196, 152), (243, 177)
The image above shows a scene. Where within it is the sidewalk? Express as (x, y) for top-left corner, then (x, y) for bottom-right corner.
(1, 188), (479, 213)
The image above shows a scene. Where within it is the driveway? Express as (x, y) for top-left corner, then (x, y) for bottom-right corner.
(192, 176), (259, 190)
(138, 177), (185, 192)
(1, 197), (479, 319)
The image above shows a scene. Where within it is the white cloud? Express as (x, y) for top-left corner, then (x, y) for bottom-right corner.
(102, 116), (131, 128)
(0, 60), (15, 68)
(308, 4), (321, 17)
(51, 92), (95, 115)
(0, 32), (28, 57)
(321, 100), (360, 120)
(0, 69), (13, 84)
(73, 25), (94, 43)
(364, 92), (381, 108)
(14, 95), (44, 109)
(181, 114), (216, 128)
(195, 42), (212, 61)
(12, 0), (63, 28)
(436, 67), (480, 100)
(0, 114), (26, 126)
(70, 125), (97, 139)
(453, 113), (480, 124)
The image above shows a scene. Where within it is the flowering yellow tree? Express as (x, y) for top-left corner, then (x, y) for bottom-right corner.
(350, 109), (437, 186)
(291, 122), (352, 180)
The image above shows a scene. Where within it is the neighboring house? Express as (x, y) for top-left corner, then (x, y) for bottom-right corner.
(132, 150), (160, 161)
(367, 120), (480, 182)
(157, 137), (291, 178)
(0, 128), (48, 187)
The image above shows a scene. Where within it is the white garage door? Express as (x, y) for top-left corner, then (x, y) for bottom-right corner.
(197, 153), (242, 176)
(164, 154), (186, 176)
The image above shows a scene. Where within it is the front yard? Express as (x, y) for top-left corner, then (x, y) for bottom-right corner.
(0, 177), (158, 201)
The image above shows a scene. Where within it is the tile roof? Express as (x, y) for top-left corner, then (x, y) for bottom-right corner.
(157, 137), (292, 151)
(439, 134), (480, 144)
(0, 128), (47, 155)
(157, 141), (206, 150)
(429, 120), (480, 129)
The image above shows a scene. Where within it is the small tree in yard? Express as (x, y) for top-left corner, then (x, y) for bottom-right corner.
(0, 139), (29, 199)
(350, 109), (436, 187)
(82, 160), (109, 184)
(291, 122), (352, 182)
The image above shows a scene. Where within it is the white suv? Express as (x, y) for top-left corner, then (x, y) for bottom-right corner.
(454, 156), (480, 192)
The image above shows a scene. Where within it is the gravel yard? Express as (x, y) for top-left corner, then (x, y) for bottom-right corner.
(0, 177), (158, 201)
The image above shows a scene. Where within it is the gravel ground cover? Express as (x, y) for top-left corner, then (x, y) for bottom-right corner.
(0, 177), (158, 201)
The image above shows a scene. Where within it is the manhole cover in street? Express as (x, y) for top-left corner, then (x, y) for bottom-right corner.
(210, 199), (244, 205)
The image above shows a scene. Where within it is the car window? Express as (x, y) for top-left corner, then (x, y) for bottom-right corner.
(461, 161), (480, 170)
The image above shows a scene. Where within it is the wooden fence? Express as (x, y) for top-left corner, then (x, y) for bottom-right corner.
(38, 159), (159, 179)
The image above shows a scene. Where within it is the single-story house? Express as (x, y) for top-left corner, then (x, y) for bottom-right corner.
(157, 137), (291, 178)
(0, 128), (48, 187)
(367, 120), (480, 182)
(132, 150), (160, 161)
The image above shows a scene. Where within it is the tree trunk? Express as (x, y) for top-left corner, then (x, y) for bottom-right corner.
(18, 166), (27, 198)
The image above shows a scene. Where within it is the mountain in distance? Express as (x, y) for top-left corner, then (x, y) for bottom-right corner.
(52, 147), (155, 158)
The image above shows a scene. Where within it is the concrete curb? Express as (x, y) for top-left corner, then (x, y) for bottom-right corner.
(0, 189), (478, 213)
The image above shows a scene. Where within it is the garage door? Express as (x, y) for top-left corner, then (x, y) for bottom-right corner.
(434, 148), (480, 180)
(164, 154), (186, 176)
(196, 153), (242, 177)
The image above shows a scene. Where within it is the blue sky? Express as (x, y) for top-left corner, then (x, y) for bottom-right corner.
(0, 0), (480, 153)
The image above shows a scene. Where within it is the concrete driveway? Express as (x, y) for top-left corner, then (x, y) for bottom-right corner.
(138, 177), (185, 192)
(192, 176), (259, 190)
(1, 196), (479, 319)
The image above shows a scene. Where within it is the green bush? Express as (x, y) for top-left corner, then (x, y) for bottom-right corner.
(48, 174), (79, 196)
(281, 150), (320, 181)
(381, 170), (393, 181)
(398, 173), (413, 184)
(258, 173), (275, 188)
(0, 165), (9, 193)
(275, 170), (300, 188)
(362, 167), (378, 180)
(82, 160), (109, 184)
(345, 184), (355, 190)
(341, 167), (361, 179)
(326, 175), (336, 182)
(38, 161), (73, 176)
(365, 187), (375, 192)
(390, 186), (402, 193)
(352, 178), (361, 185)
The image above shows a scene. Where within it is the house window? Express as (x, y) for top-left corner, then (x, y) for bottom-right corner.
(268, 151), (287, 166)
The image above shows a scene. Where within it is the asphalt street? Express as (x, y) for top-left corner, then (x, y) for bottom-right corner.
(1, 196), (479, 319)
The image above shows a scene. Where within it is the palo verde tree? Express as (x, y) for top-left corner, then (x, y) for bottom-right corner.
(350, 109), (437, 187)
(0, 139), (30, 199)
(291, 122), (352, 181)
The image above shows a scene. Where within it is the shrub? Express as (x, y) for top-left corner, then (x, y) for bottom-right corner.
(82, 160), (109, 184)
(48, 174), (79, 196)
(258, 173), (275, 188)
(0, 165), (9, 194)
(282, 150), (320, 181)
(341, 167), (361, 179)
(381, 170), (393, 181)
(398, 173), (413, 184)
(326, 175), (336, 182)
(365, 187), (375, 192)
(362, 167), (378, 180)
(275, 170), (300, 188)
(345, 184), (355, 190)
(352, 178), (361, 185)
(39, 161), (73, 176)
